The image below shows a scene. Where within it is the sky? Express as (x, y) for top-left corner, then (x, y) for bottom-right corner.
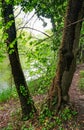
(14, 7), (52, 36)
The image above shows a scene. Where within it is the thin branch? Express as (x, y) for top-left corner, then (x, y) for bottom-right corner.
(15, 8), (22, 18)
(25, 12), (36, 25)
(32, 17), (38, 30)
(44, 18), (84, 41)
(50, 18), (84, 38)
(17, 26), (51, 37)
(21, 13), (35, 29)
(16, 13), (29, 28)
(17, 18), (84, 39)
(14, 6), (19, 12)
(64, 18), (84, 29)
(30, 17), (38, 35)
(19, 12), (36, 35)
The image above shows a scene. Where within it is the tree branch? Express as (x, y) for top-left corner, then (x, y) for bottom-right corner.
(51, 18), (84, 38)
(15, 8), (22, 18)
(17, 26), (51, 37)
(65, 18), (84, 28)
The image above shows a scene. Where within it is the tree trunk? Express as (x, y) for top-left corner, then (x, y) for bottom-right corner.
(47, 0), (84, 111)
(1, 0), (36, 119)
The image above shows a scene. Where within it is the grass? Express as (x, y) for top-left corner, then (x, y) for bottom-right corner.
(0, 76), (48, 103)
(0, 86), (18, 103)
(79, 70), (84, 91)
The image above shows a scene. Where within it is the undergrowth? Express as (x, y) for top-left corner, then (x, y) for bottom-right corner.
(28, 76), (51, 95)
(2, 106), (78, 130)
(0, 86), (18, 103)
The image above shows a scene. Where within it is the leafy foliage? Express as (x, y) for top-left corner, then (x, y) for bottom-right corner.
(17, 30), (58, 94)
(21, 0), (67, 18)
(20, 0), (67, 35)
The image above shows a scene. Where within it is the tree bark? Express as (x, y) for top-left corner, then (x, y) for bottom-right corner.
(47, 0), (84, 111)
(1, 0), (36, 119)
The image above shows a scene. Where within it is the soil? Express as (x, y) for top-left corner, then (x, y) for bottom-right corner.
(0, 64), (84, 130)
(69, 64), (84, 130)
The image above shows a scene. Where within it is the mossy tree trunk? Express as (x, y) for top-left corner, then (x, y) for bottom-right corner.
(1, 0), (36, 119)
(47, 0), (84, 111)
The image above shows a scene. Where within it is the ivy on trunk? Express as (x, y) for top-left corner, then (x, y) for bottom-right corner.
(47, 0), (84, 111)
(1, 0), (36, 119)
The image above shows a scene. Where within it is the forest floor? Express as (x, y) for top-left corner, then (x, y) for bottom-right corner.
(0, 64), (84, 130)
(69, 64), (84, 129)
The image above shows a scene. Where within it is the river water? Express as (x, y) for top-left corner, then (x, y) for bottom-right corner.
(0, 69), (41, 93)
(0, 72), (11, 93)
